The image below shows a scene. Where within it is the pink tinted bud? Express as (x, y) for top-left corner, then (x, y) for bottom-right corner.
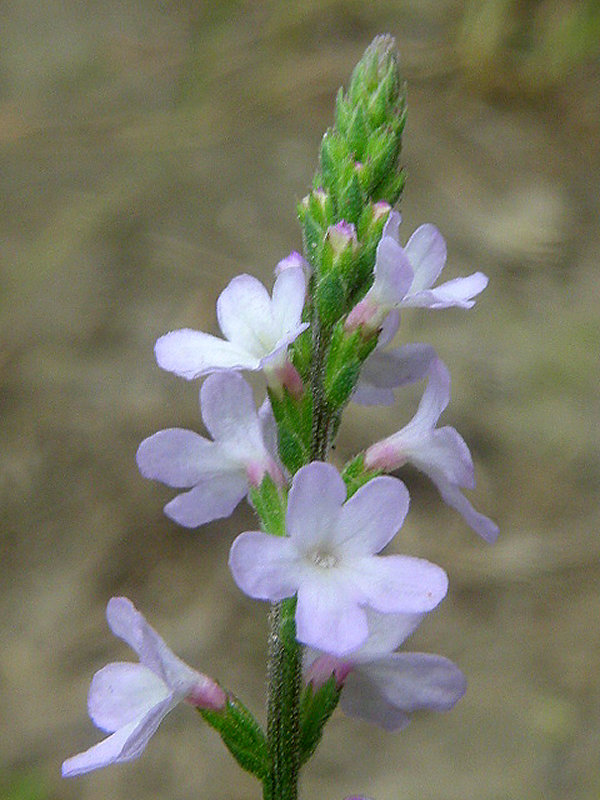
(326, 220), (358, 257)
(372, 200), (391, 222)
(185, 675), (227, 711)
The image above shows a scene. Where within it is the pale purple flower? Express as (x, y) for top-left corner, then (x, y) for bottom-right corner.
(137, 371), (285, 528)
(62, 598), (226, 777)
(305, 609), (466, 732)
(365, 358), (498, 542)
(345, 211), (488, 332)
(229, 462), (448, 656)
(154, 267), (308, 381)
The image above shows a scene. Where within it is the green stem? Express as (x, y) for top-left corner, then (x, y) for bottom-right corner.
(309, 313), (334, 462)
(263, 248), (336, 800)
(264, 599), (302, 800)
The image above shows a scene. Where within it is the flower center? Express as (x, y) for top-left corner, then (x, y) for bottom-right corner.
(311, 550), (338, 569)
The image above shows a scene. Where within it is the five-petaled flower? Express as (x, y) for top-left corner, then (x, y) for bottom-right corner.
(345, 210), (489, 333)
(305, 608), (466, 731)
(154, 267), (308, 389)
(62, 598), (226, 777)
(365, 358), (498, 542)
(229, 462), (448, 656)
(137, 371), (285, 528)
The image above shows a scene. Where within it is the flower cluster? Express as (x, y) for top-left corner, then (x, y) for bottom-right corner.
(64, 35), (497, 800)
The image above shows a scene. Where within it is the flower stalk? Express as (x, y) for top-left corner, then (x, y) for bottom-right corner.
(263, 35), (410, 798)
(265, 599), (302, 800)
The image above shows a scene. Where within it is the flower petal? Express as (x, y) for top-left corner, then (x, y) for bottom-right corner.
(270, 266), (306, 333)
(106, 599), (202, 691)
(402, 272), (488, 309)
(382, 209), (402, 241)
(217, 274), (276, 356)
(361, 652), (467, 712)
(61, 695), (174, 777)
(286, 462), (347, 551)
(163, 473), (248, 528)
(88, 663), (170, 733)
(376, 309), (400, 347)
(200, 372), (266, 456)
(360, 343), (437, 391)
(404, 224), (447, 293)
(295, 574), (369, 656)
(155, 329), (256, 379)
(350, 610), (425, 662)
(340, 669), (411, 731)
(431, 476), (499, 543)
(229, 531), (301, 601)
(136, 429), (226, 488)
(402, 357), (450, 435)
(371, 236), (414, 307)
(347, 555), (448, 614)
(407, 426), (475, 489)
(258, 397), (280, 465)
(335, 476), (409, 555)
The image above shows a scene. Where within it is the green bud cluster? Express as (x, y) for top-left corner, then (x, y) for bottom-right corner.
(273, 36), (408, 470)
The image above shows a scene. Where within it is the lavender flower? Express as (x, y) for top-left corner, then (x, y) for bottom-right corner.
(62, 598), (226, 777)
(155, 267), (308, 384)
(346, 211), (488, 332)
(137, 371), (284, 528)
(229, 462), (448, 655)
(305, 609), (466, 731)
(365, 358), (498, 542)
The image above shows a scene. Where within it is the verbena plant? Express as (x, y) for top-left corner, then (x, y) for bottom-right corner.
(62, 36), (497, 800)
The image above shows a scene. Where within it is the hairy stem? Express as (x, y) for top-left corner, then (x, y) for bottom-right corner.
(264, 599), (302, 800)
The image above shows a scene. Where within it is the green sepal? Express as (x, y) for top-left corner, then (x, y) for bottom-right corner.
(366, 61), (397, 128)
(365, 125), (400, 193)
(320, 130), (349, 198)
(334, 86), (351, 135)
(324, 324), (378, 408)
(299, 206), (324, 271)
(315, 272), (346, 328)
(200, 696), (271, 781)
(341, 453), (381, 498)
(336, 167), (364, 225)
(299, 676), (342, 766)
(372, 168), (406, 206)
(290, 327), (313, 382)
(249, 474), (287, 538)
(325, 360), (362, 407)
(269, 387), (312, 474)
(347, 101), (368, 160)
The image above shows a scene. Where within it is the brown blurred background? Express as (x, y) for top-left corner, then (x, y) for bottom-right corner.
(1, 1), (599, 799)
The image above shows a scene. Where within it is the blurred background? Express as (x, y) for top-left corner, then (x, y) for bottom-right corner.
(1, 1), (599, 799)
